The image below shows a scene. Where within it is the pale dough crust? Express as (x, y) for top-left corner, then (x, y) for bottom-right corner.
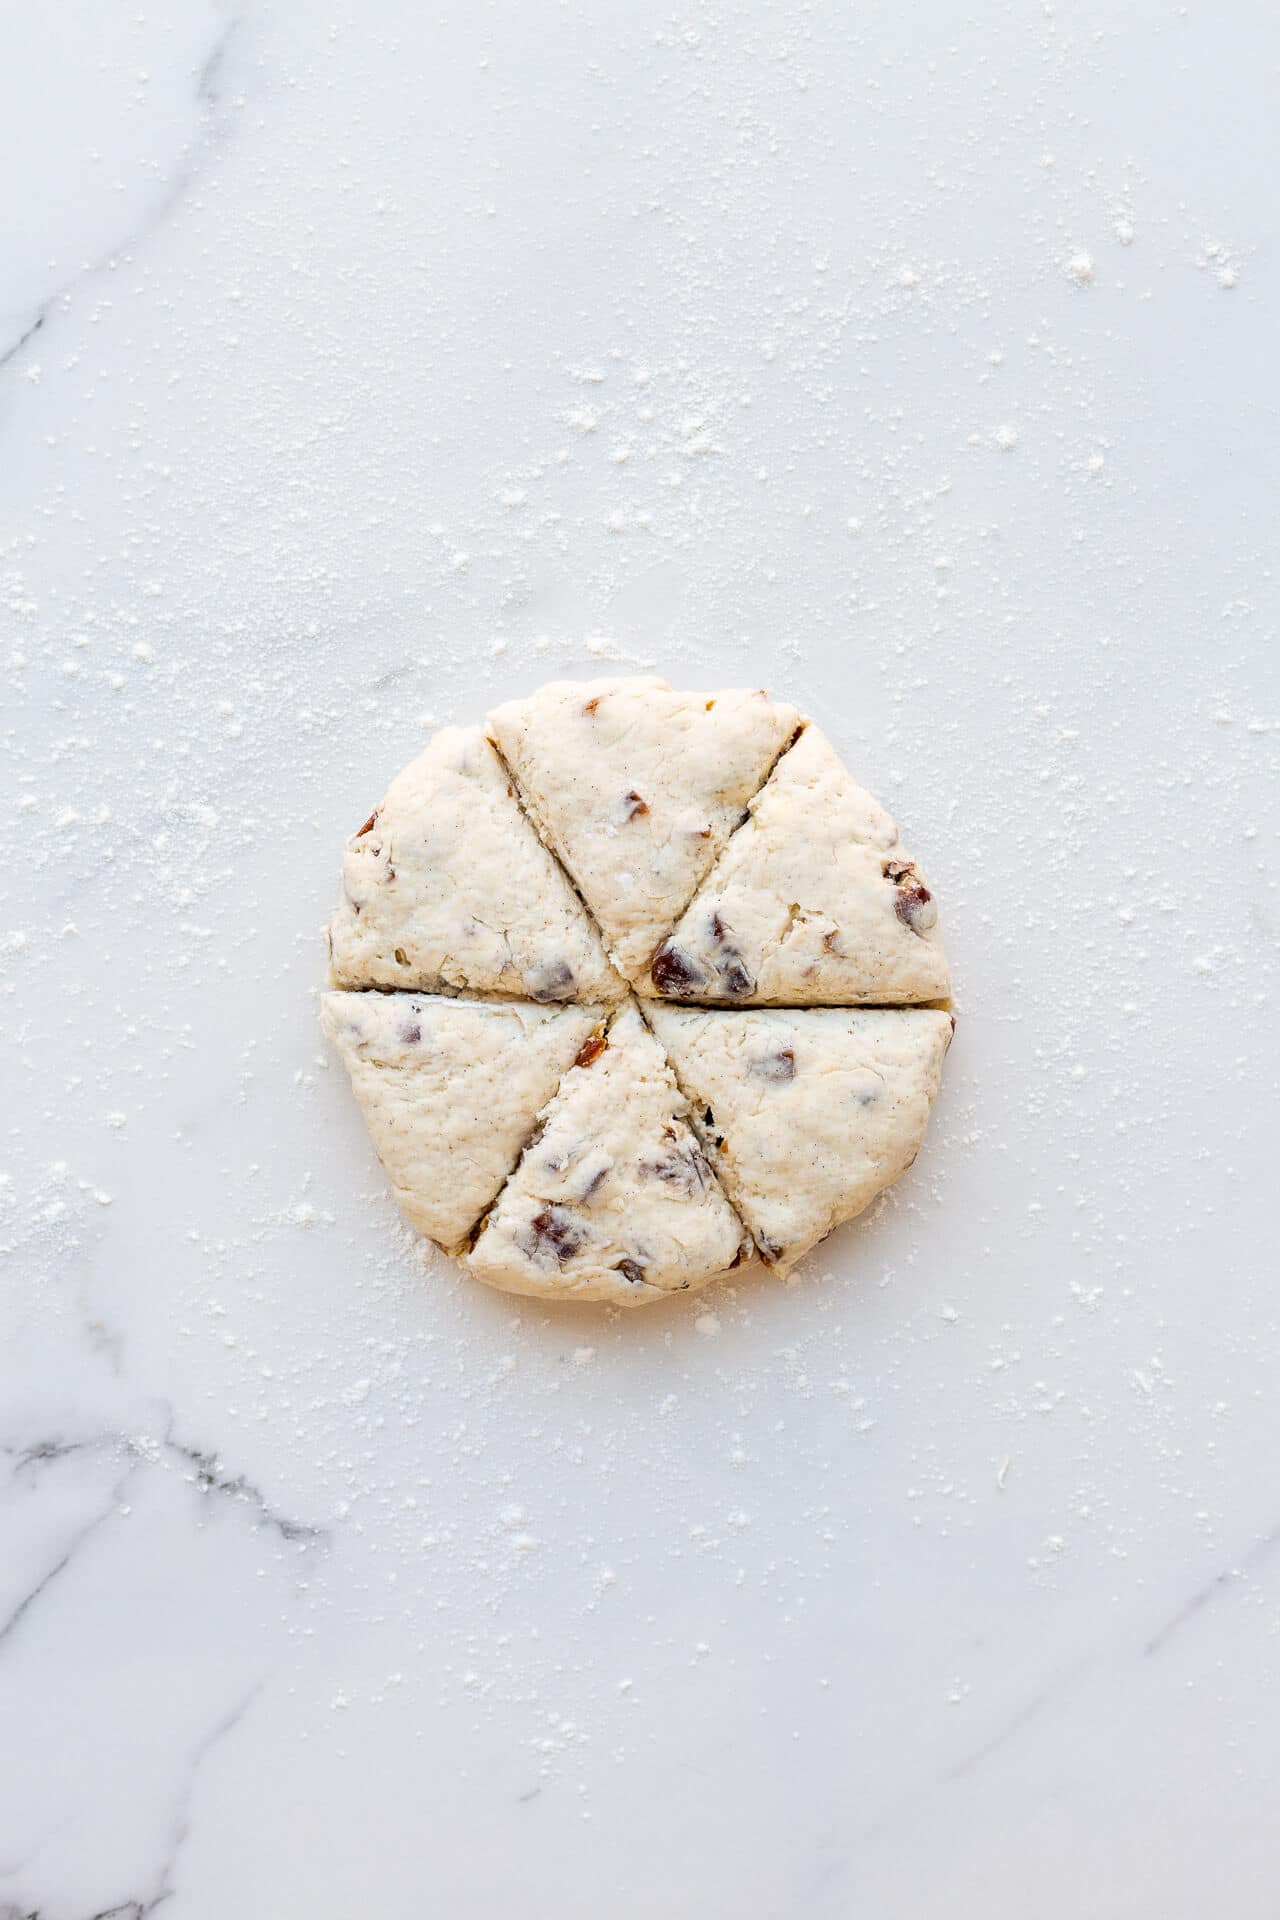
(486, 678), (799, 980)
(649, 1004), (954, 1275)
(320, 991), (602, 1250)
(646, 724), (950, 1005)
(327, 725), (623, 1003)
(464, 1003), (749, 1304)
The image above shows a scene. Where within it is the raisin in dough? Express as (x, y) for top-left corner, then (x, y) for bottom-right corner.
(486, 678), (798, 981)
(649, 1005), (953, 1275)
(648, 725), (950, 1005)
(327, 725), (623, 1003)
(464, 1003), (749, 1304)
(320, 991), (602, 1250)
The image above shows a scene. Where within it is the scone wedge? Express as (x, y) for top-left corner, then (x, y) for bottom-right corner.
(649, 1005), (954, 1275)
(646, 724), (950, 1005)
(327, 725), (623, 1003)
(486, 678), (799, 981)
(465, 1003), (749, 1305)
(320, 991), (603, 1251)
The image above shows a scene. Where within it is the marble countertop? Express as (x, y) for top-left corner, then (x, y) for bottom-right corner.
(2, 3), (1277, 1914)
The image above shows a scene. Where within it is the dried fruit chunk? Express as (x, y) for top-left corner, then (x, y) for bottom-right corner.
(652, 909), (756, 1000)
(642, 725), (949, 1005)
(649, 1004), (954, 1274)
(327, 725), (624, 1003)
(649, 942), (707, 997)
(464, 1003), (750, 1305)
(888, 864), (938, 933)
(320, 992), (601, 1251)
(524, 1206), (584, 1263)
(486, 678), (799, 980)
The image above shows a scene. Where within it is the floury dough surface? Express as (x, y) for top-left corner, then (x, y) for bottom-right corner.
(647, 724), (951, 1005)
(326, 724), (623, 1003)
(322, 679), (953, 1302)
(486, 677), (799, 980)
(464, 1004), (750, 1305)
(319, 992), (602, 1251)
(649, 1005), (955, 1276)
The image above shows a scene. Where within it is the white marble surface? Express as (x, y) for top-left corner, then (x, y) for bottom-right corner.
(2, 3), (1278, 1914)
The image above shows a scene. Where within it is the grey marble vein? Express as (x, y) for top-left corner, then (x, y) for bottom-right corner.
(0, 312), (45, 371)
(8, 1434), (117, 1474)
(135, 1681), (264, 1918)
(0, 1410), (292, 1914)
(1144, 1519), (1280, 1657)
(937, 1667), (1077, 1786)
(196, 16), (237, 106)
(0, 16), (241, 383)
(937, 1519), (1280, 1793)
(161, 1431), (327, 1546)
(2, 1684), (265, 1920)
(4, 1425), (326, 1547)
(0, 1498), (123, 1649)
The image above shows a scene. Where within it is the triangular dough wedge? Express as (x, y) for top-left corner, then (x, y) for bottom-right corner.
(645, 725), (950, 1005)
(649, 1005), (954, 1275)
(327, 725), (623, 1003)
(320, 991), (603, 1251)
(464, 1003), (750, 1306)
(486, 679), (799, 981)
